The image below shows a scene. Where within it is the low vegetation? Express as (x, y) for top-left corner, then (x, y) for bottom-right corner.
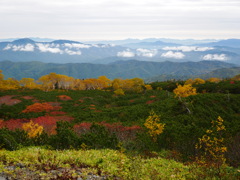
(0, 70), (240, 179)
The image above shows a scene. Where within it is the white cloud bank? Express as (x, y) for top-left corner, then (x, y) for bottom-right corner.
(202, 54), (228, 61)
(64, 43), (91, 49)
(161, 51), (185, 59)
(2, 42), (118, 55)
(36, 43), (63, 54)
(64, 48), (81, 55)
(136, 48), (157, 57)
(162, 46), (214, 52)
(3, 43), (83, 56)
(3, 44), (35, 51)
(117, 50), (135, 57)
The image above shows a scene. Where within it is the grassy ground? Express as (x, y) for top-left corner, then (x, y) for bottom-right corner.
(0, 147), (195, 179)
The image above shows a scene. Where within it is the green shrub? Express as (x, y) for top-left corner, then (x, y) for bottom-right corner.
(80, 123), (118, 149)
(49, 121), (81, 150)
(0, 128), (18, 150)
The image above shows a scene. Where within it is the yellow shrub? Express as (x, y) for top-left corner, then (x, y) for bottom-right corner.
(207, 77), (221, 83)
(145, 85), (153, 90)
(114, 89), (125, 96)
(193, 78), (205, 85)
(22, 120), (43, 138)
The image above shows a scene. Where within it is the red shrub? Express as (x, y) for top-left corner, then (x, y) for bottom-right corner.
(0, 115), (74, 135)
(58, 95), (72, 101)
(74, 122), (92, 135)
(49, 111), (66, 116)
(32, 116), (58, 134)
(0, 95), (21, 106)
(94, 110), (102, 112)
(146, 100), (155, 104)
(22, 103), (55, 113)
(1, 119), (29, 130)
(79, 99), (84, 103)
(22, 96), (34, 100)
(73, 121), (142, 141)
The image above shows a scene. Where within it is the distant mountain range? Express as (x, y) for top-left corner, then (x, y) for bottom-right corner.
(0, 37), (55, 42)
(0, 60), (237, 80)
(0, 38), (240, 82)
(0, 38), (127, 64)
(0, 38), (240, 65)
(196, 39), (240, 48)
(85, 38), (218, 46)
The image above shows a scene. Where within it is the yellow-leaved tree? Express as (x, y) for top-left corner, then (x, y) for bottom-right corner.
(173, 84), (197, 114)
(231, 74), (240, 81)
(207, 77), (221, 83)
(173, 84), (197, 99)
(0, 78), (20, 90)
(0, 70), (3, 81)
(185, 78), (205, 85)
(144, 110), (165, 142)
(19, 78), (39, 89)
(195, 116), (227, 168)
(112, 78), (145, 93)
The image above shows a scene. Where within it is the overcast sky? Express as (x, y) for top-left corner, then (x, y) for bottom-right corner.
(1, 0), (240, 41)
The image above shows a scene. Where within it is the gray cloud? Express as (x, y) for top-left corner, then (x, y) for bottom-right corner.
(0, 0), (240, 40)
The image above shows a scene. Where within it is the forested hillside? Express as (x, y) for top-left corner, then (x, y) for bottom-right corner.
(0, 60), (237, 80)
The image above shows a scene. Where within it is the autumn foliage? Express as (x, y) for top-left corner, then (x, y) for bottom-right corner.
(144, 110), (165, 142)
(22, 103), (55, 113)
(173, 84), (197, 98)
(22, 120), (43, 138)
(114, 89), (125, 96)
(74, 121), (141, 141)
(58, 95), (72, 101)
(195, 116), (227, 167)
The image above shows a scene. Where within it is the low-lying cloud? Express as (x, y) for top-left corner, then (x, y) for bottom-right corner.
(2, 42), (117, 56)
(136, 48), (157, 57)
(3, 44), (35, 51)
(64, 49), (82, 55)
(36, 43), (63, 54)
(36, 43), (82, 55)
(162, 46), (214, 52)
(64, 43), (91, 49)
(117, 50), (135, 57)
(161, 51), (185, 59)
(202, 54), (228, 61)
